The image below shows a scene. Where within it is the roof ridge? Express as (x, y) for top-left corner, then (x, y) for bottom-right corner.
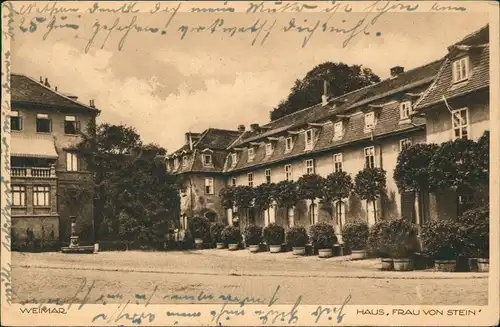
(414, 57), (450, 110)
(453, 24), (489, 46)
(209, 127), (241, 134)
(13, 73), (98, 111)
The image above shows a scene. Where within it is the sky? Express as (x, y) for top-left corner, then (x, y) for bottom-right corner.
(10, 2), (489, 152)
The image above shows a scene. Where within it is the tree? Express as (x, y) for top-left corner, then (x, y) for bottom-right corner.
(233, 186), (255, 225)
(323, 171), (353, 225)
(272, 180), (300, 226)
(393, 143), (439, 223)
(354, 168), (386, 223)
(270, 62), (380, 121)
(254, 183), (276, 224)
(219, 186), (236, 209)
(297, 174), (325, 224)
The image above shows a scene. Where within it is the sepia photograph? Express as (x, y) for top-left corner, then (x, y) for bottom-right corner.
(1, 1), (499, 326)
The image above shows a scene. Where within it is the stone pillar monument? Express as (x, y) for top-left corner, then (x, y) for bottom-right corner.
(69, 216), (80, 248)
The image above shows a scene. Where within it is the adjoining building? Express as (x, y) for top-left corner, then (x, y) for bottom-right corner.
(167, 25), (490, 233)
(10, 74), (99, 249)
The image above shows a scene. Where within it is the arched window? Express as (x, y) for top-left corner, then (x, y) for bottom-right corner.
(309, 203), (319, 225)
(335, 201), (346, 229)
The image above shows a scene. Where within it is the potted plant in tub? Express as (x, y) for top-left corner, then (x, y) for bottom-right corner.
(210, 222), (226, 249)
(263, 223), (285, 253)
(421, 220), (462, 272)
(309, 222), (337, 258)
(459, 205), (489, 272)
(245, 224), (263, 253)
(388, 218), (419, 271)
(342, 221), (369, 260)
(190, 216), (210, 249)
(368, 220), (393, 270)
(221, 226), (242, 251)
(286, 226), (309, 255)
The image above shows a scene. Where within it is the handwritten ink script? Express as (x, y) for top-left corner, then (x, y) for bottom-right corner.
(16, 280), (352, 325)
(4, 1), (467, 53)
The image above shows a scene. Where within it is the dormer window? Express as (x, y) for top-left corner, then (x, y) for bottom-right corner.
(305, 129), (314, 150)
(182, 156), (189, 167)
(173, 158), (179, 168)
(285, 137), (294, 153)
(364, 112), (376, 130)
(333, 121), (343, 140)
(248, 147), (255, 162)
(203, 154), (212, 166)
(230, 153), (238, 167)
(452, 56), (469, 83)
(400, 101), (412, 120)
(265, 143), (274, 156)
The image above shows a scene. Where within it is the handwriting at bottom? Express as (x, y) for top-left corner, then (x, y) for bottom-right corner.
(311, 294), (352, 323)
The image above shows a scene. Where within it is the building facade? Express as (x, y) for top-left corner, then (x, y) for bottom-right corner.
(10, 74), (99, 249)
(167, 25), (490, 234)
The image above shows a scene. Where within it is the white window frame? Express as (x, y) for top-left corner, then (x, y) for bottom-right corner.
(36, 113), (52, 133)
(173, 158), (179, 169)
(451, 108), (469, 140)
(305, 159), (314, 175)
(231, 153), (238, 167)
(364, 146), (375, 169)
(285, 164), (293, 181)
(66, 152), (78, 171)
(205, 177), (214, 195)
(333, 153), (343, 172)
(285, 137), (294, 152)
(248, 148), (255, 162)
(202, 154), (213, 166)
(12, 185), (26, 206)
(399, 138), (412, 152)
(182, 155), (189, 167)
(333, 121), (343, 140)
(452, 56), (470, 83)
(399, 101), (412, 120)
(265, 143), (273, 156)
(248, 172), (254, 187)
(305, 129), (314, 150)
(33, 186), (50, 207)
(364, 112), (375, 130)
(265, 168), (272, 183)
(10, 110), (22, 131)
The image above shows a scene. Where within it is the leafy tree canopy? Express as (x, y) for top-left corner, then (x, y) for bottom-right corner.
(270, 62), (380, 121)
(219, 186), (235, 209)
(323, 171), (354, 202)
(253, 183), (276, 211)
(233, 185), (255, 208)
(354, 167), (386, 202)
(297, 174), (325, 201)
(273, 180), (300, 208)
(393, 143), (439, 192)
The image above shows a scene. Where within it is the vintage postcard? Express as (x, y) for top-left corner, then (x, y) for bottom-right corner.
(1, 0), (499, 326)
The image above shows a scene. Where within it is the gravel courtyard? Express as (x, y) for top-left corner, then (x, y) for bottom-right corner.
(11, 250), (489, 305)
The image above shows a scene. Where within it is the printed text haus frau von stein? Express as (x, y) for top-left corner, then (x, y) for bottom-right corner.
(8, 25), (490, 246)
(166, 25), (490, 237)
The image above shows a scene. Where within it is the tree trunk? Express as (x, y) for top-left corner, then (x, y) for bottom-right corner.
(373, 199), (377, 223)
(311, 199), (315, 225)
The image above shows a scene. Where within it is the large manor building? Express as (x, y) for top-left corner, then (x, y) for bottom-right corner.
(167, 25), (490, 233)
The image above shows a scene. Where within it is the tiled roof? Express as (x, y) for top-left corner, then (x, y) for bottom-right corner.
(195, 128), (242, 150)
(11, 74), (98, 112)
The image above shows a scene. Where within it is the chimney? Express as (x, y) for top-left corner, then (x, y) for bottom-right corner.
(322, 80), (328, 106)
(44, 78), (51, 87)
(89, 99), (95, 108)
(237, 125), (246, 133)
(390, 66), (404, 77)
(67, 95), (78, 101)
(39, 76), (43, 83)
(250, 123), (260, 132)
(55, 86), (58, 92)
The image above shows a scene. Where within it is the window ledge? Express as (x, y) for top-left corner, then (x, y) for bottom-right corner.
(34, 206), (51, 209)
(332, 135), (343, 141)
(398, 118), (412, 125)
(64, 134), (80, 137)
(36, 132), (52, 135)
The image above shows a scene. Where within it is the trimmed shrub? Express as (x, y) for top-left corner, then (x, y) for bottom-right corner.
(221, 226), (242, 245)
(286, 226), (309, 248)
(210, 222), (226, 243)
(342, 222), (369, 250)
(459, 205), (489, 258)
(367, 220), (391, 258)
(263, 223), (285, 246)
(420, 220), (463, 260)
(244, 224), (263, 246)
(387, 218), (419, 259)
(189, 216), (210, 241)
(309, 222), (337, 249)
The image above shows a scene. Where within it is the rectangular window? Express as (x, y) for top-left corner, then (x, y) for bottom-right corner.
(265, 143), (273, 156)
(452, 57), (469, 83)
(400, 138), (412, 152)
(173, 158), (179, 168)
(364, 112), (375, 130)
(305, 159), (314, 175)
(248, 173), (253, 187)
(231, 177), (236, 186)
(10, 111), (22, 131)
(231, 153), (238, 167)
(12, 185), (26, 206)
(285, 137), (294, 152)
(400, 101), (412, 119)
(452, 108), (469, 140)
(64, 115), (79, 135)
(203, 154), (212, 166)
(265, 169), (271, 183)
(285, 164), (293, 181)
(333, 153), (343, 172)
(364, 146), (375, 168)
(333, 121), (343, 139)
(33, 186), (50, 206)
(305, 129), (314, 149)
(66, 152), (78, 171)
(205, 178), (214, 195)
(248, 148), (255, 162)
(36, 113), (52, 133)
